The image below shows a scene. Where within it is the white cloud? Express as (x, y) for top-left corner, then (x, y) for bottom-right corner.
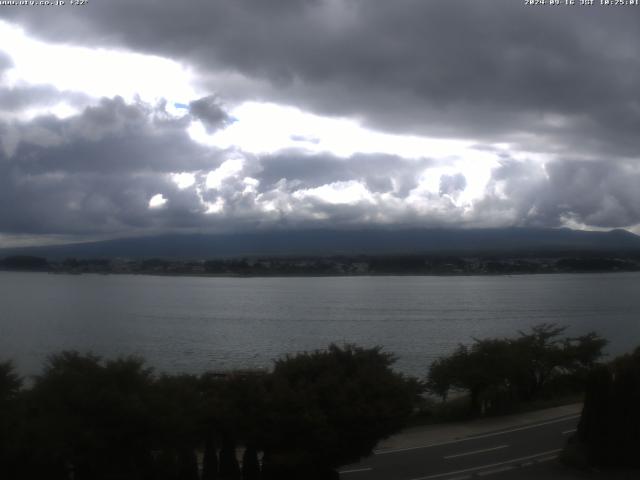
(205, 197), (224, 214)
(205, 159), (245, 190)
(293, 180), (374, 205)
(148, 193), (168, 209)
(0, 20), (200, 110)
(171, 172), (196, 190)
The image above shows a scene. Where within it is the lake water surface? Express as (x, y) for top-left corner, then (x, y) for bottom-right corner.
(1, 271), (639, 377)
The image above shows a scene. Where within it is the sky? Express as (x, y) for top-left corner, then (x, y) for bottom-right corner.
(1, 0), (640, 247)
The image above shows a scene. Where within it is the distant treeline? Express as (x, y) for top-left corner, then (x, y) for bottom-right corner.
(3, 252), (640, 276)
(0, 326), (637, 478)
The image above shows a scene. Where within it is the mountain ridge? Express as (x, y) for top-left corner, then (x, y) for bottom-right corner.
(2, 227), (640, 260)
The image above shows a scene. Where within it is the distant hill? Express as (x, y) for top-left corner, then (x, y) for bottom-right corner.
(2, 228), (640, 260)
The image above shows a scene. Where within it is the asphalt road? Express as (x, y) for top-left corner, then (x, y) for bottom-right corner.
(339, 413), (580, 480)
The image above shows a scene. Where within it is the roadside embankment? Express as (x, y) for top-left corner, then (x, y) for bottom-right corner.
(375, 403), (582, 453)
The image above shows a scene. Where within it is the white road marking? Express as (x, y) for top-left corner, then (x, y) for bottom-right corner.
(375, 415), (579, 455)
(477, 465), (515, 476)
(443, 445), (508, 460)
(562, 429), (577, 435)
(339, 467), (373, 474)
(407, 449), (562, 480)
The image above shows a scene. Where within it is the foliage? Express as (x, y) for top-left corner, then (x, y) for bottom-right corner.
(0, 360), (22, 402)
(261, 344), (422, 477)
(0, 361), (23, 477)
(576, 347), (640, 468)
(24, 352), (156, 480)
(426, 324), (607, 415)
(0, 345), (422, 480)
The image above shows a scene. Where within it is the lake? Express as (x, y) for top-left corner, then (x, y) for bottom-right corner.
(1, 271), (639, 377)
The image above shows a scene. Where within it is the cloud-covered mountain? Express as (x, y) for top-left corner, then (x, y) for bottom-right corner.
(3, 228), (640, 260)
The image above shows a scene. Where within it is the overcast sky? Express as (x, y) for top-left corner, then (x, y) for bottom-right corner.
(1, 0), (640, 246)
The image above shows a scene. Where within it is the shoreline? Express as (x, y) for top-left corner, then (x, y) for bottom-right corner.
(1, 268), (640, 279)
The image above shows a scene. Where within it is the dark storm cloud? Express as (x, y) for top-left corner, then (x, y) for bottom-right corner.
(2, 97), (217, 173)
(0, 97), (222, 236)
(188, 95), (231, 132)
(0, 169), (169, 235)
(0, 94), (440, 237)
(0, 85), (89, 112)
(538, 161), (640, 228)
(2, 1), (640, 236)
(0, 86), (460, 238)
(477, 158), (640, 229)
(0, 54), (92, 116)
(4, 0), (640, 155)
(5, 94), (640, 237)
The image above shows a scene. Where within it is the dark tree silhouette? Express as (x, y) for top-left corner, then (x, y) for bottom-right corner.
(0, 361), (24, 478)
(576, 347), (640, 468)
(261, 344), (422, 479)
(2, 345), (420, 479)
(427, 324), (607, 415)
(202, 434), (220, 480)
(241, 445), (260, 480)
(150, 373), (203, 475)
(200, 370), (270, 480)
(218, 437), (241, 480)
(0, 360), (21, 401)
(24, 352), (156, 480)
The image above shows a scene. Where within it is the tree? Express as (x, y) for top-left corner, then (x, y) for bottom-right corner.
(426, 355), (457, 402)
(261, 344), (422, 479)
(575, 365), (612, 466)
(562, 331), (609, 372)
(199, 371), (269, 480)
(241, 446), (260, 480)
(0, 360), (21, 403)
(150, 373), (203, 480)
(508, 323), (570, 401)
(25, 352), (156, 480)
(427, 340), (516, 414)
(426, 324), (607, 415)
(202, 433), (219, 480)
(576, 347), (640, 468)
(2, 346), (422, 479)
(0, 361), (23, 478)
